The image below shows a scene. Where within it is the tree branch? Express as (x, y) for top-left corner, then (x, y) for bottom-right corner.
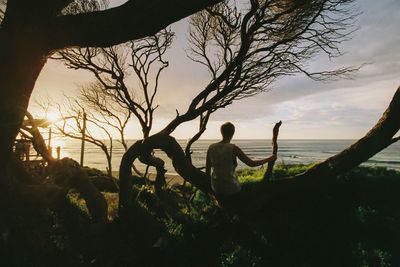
(263, 121), (282, 183)
(48, 0), (221, 49)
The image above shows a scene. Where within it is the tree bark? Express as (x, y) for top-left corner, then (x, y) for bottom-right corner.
(119, 140), (142, 213)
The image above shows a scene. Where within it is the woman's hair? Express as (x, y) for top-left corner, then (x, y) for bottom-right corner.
(221, 122), (235, 139)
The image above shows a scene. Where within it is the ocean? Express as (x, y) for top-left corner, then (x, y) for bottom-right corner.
(52, 139), (400, 174)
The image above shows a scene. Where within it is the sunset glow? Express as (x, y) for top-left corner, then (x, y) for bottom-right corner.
(47, 111), (59, 124)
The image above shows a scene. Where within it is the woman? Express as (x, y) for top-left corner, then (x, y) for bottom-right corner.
(206, 122), (276, 199)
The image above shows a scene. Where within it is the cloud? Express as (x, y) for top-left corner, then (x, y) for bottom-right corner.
(234, 79), (399, 139)
(153, 0), (400, 124)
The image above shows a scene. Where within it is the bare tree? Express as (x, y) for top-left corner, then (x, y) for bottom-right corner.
(49, 98), (120, 177)
(53, 29), (174, 184)
(79, 83), (152, 177)
(167, 0), (358, 134)
(0, 0), (220, 208)
(53, 29), (173, 139)
(117, 0), (392, 213)
(166, 0), (361, 163)
(79, 82), (132, 151)
(182, 0), (357, 164)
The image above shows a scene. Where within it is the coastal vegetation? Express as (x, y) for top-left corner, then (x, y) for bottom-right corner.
(2, 165), (399, 266)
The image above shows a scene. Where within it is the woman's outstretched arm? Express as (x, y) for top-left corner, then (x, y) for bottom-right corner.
(234, 145), (276, 167)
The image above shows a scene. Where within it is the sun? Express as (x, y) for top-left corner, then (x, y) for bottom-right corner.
(47, 111), (59, 123)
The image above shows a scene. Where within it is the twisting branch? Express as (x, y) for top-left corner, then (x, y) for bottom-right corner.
(119, 0), (361, 210)
(53, 29), (173, 139)
(54, 29), (174, 180)
(129, 29), (174, 137)
(19, 111), (54, 163)
(263, 121), (282, 183)
(79, 83), (132, 150)
(160, 0), (359, 136)
(185, 110), (211, 163)
(47, 0), (221, 49)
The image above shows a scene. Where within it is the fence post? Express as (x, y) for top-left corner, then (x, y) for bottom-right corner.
(80, 111), (87, 166)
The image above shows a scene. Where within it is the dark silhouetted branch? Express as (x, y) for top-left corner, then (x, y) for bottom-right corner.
(263, 121), (282, 183)
(48, 0), (221, 49)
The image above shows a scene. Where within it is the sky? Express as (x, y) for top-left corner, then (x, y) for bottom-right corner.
(29, 0), (400, 140)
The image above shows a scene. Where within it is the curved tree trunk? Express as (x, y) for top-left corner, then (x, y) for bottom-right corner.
(0, 28), (49, 215)
(119, 134), (212, 214)
(119, 86), (400, 214)
(139, 152), (167, 194)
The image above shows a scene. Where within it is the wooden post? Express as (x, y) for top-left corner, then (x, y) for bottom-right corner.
(47, 126), (52, 147)
(25, 142), (30, 162)
(56, 146), (61, 160)
(80, 111), (87, 166)
(48, 126), (52, 157)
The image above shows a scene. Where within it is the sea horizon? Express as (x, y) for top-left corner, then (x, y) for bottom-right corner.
(47, 138), (400, 174)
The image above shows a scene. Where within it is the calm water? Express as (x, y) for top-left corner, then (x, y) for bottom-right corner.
(53, 139), (400, 174)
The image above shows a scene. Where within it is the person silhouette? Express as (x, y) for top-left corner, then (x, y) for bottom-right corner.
(206, 122), (276, 204)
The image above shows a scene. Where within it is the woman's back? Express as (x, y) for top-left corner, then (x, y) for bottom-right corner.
(208, 142), (241, 195)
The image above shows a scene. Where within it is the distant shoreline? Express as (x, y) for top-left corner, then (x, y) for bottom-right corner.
(64, 140), (399, 172)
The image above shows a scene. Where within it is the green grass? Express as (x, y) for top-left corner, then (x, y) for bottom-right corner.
(237, 163), (316, 183)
